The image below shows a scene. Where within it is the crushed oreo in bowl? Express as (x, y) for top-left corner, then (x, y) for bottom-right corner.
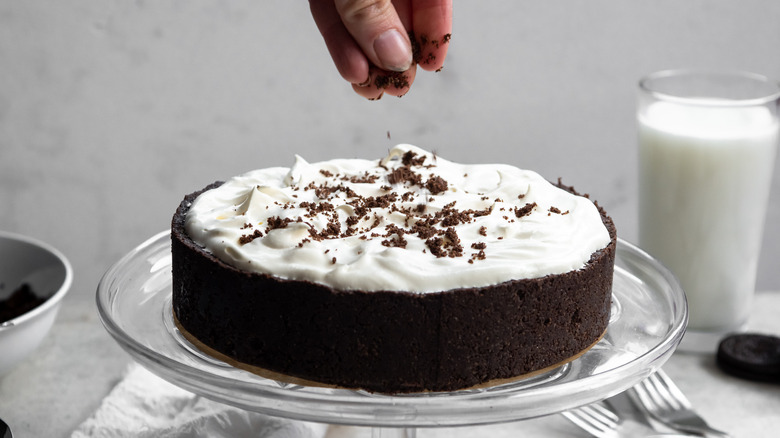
(0, 283), (47, 323)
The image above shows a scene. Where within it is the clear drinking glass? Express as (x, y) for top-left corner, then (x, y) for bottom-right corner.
(637, 70), (780, 351)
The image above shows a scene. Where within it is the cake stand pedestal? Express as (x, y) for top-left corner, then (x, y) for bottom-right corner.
(97, 231), (687, 434)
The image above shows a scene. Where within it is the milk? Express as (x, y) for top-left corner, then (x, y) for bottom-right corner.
(638, 101), (778, 331)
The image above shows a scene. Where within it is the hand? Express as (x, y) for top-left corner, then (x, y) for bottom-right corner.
(310, 0), (452, 99)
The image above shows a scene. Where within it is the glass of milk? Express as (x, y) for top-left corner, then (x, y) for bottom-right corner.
(637, 70), (779, 351)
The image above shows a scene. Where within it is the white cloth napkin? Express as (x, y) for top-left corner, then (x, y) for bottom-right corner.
(71, 363), (329, 438)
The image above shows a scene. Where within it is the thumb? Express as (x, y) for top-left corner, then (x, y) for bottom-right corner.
(334, 0), (413, 72)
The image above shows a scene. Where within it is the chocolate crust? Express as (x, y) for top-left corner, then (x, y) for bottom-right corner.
(171, 181), (617, 393)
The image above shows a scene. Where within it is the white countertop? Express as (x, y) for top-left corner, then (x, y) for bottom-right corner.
(1, 291), (778, 437)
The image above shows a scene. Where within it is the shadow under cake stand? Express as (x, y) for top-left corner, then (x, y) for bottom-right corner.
(97, 231), (687, 437)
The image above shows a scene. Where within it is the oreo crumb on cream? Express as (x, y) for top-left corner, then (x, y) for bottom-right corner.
(184, 145), (611, 293)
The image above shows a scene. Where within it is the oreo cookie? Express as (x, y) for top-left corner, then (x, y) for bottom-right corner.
(716, 333), (780, 383)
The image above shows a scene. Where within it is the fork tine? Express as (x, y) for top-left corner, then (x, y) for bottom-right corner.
(630, 380), (656, 411)
(642, 372), (675, 413)
(632, 370), (731, 437)
(562, 402), (620, 438)
(651, 369), (692, 409)
(586, 403), (621, 426)
(635, 375), (672, 417)
(640, 371), (687, 413)
(562, 410), (605, 437)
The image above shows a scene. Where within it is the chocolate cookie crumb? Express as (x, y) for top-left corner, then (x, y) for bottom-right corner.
(387, 166), (423, 186)
(514, 202), (537, 218)
(425, 236), (446, 257)
(402, 150), (426, 167)
(375, 71), (410, 90)
(409, 31), (422, 64)
(239, 229), (264, 245)
(266, 216), (293, 232)
(0, 284), (47, 323)
(424, 175), (448, 195)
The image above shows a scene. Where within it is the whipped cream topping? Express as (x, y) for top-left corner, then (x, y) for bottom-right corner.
(184, 145), (611, 293)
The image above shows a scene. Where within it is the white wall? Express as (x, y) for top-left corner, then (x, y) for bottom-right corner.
(2, 1), (779, 313)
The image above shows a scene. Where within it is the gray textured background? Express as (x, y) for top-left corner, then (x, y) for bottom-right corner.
(3, 1), (780, 312)
(1, 1), (779, 435)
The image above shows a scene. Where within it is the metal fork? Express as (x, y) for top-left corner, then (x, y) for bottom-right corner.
(630, 369), (730, 437)
(562, 394), (682, 438)
(563, 401), (622, 437)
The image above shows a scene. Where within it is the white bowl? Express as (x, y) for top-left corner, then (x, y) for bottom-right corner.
(0, 231), (72, 376)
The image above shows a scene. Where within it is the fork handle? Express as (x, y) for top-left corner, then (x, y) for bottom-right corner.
(652, 415), (731, 437)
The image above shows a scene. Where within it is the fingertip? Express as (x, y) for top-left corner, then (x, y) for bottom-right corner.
(412, 32), (451, 72)
(351, 64), (416, 99)
(411, 0), (452, 71)
(352, 83), (384, 100)
(375, 64), (416, 97)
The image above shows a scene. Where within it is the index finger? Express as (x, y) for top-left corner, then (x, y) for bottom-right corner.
(411, 0), (452, 72)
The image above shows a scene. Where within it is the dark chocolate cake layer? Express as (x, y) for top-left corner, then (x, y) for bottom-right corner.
(171, 181), (616, 394)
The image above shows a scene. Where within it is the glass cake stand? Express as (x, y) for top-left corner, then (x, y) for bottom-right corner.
(97, 231), (687, 435)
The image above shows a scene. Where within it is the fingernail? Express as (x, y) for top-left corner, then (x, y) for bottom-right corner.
(374, 29), (412, 72)
(355, 74), (371, 87)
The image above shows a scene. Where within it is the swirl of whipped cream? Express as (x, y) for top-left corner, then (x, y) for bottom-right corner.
(184, 144), (611, 293)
